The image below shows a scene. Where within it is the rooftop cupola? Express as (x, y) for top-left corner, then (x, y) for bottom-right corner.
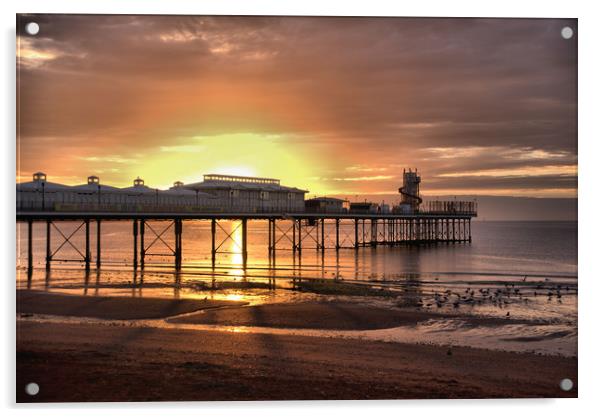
(88, 175), (100, 185)
(133, 177), (145, 187)
(33, 172), (46, 182)
(173, 181), (184, 188)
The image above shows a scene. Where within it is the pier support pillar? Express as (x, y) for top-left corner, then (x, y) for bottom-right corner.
(27, 219), (33, 276)
(292, 219), (296, 252)
(241, 218), (248, 266)
(174, 219), (182, 271)
(354, 219), (359, 250)
(268, 219), (272, 255)
(445, 219), (450, 243)
(416, 219), (420, 243)
(469, 219), (472, 243)
(335, 218), (340, 251)
(45, 219), (51, 271)
(133, 219), (138, 271)
(271, 219), (276, 261)
(174, 219), (178, 271)
(316, 219), (320, 251)
(430, 219), (434, 242)
(295, 219), (303, 255)
(96, 219), (101, 269)
(84, 219), (91, 272)
(321, 219), (325, 251)
(179, 219), (183, 269)
(211, 219), (216, 267)
(139, 219), (145, 269)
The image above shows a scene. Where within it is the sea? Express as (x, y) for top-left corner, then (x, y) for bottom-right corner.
(16, 220), (578, 356)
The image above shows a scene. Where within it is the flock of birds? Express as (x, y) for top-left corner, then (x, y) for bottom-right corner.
(414, 280), (576, 314)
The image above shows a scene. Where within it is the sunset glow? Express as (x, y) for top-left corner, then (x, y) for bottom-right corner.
(16, 15), (577, 202)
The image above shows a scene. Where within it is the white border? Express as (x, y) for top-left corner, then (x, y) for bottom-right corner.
(2, 1), (601, 416)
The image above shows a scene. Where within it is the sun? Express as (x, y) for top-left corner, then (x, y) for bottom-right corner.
(130, 132), (332, 193)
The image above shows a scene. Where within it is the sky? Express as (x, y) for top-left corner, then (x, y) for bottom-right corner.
(17, 15), (577, 209)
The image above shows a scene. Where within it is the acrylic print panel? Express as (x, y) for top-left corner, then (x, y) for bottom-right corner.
(16, 14), (577, 402)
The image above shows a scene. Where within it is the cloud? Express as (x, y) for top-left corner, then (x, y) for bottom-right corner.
(16, 15), (577, 198)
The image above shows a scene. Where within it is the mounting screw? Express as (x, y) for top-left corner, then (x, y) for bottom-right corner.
(25, 382), (39, 396)
(559, 378), (573, 391)
(25, 22), (40, 36)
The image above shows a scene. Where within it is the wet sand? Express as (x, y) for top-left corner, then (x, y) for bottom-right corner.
(17, 321), (577, 402)
(17, 289), (539, 330)
(168, 302), (539, 330)
(17, 290), (246, 320)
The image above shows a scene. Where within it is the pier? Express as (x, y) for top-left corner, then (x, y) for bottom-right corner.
(17, 211), (475, 276)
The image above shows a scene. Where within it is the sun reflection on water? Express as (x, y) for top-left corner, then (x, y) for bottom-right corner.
(229, 221), (245, 278)
(224, 293), (245, 302)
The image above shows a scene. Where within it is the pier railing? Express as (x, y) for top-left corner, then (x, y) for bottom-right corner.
(419, 200), (477, 216)
(16, 202), (303, 214)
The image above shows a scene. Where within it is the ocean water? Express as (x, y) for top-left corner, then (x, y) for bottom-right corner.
(16, 220), (578, 356)
(16, 220), (578, 287)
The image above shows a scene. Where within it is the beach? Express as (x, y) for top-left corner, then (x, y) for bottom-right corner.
(16, 290), (577, 402)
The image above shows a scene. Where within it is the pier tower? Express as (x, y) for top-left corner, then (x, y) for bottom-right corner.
(399, 168), (422, 213)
